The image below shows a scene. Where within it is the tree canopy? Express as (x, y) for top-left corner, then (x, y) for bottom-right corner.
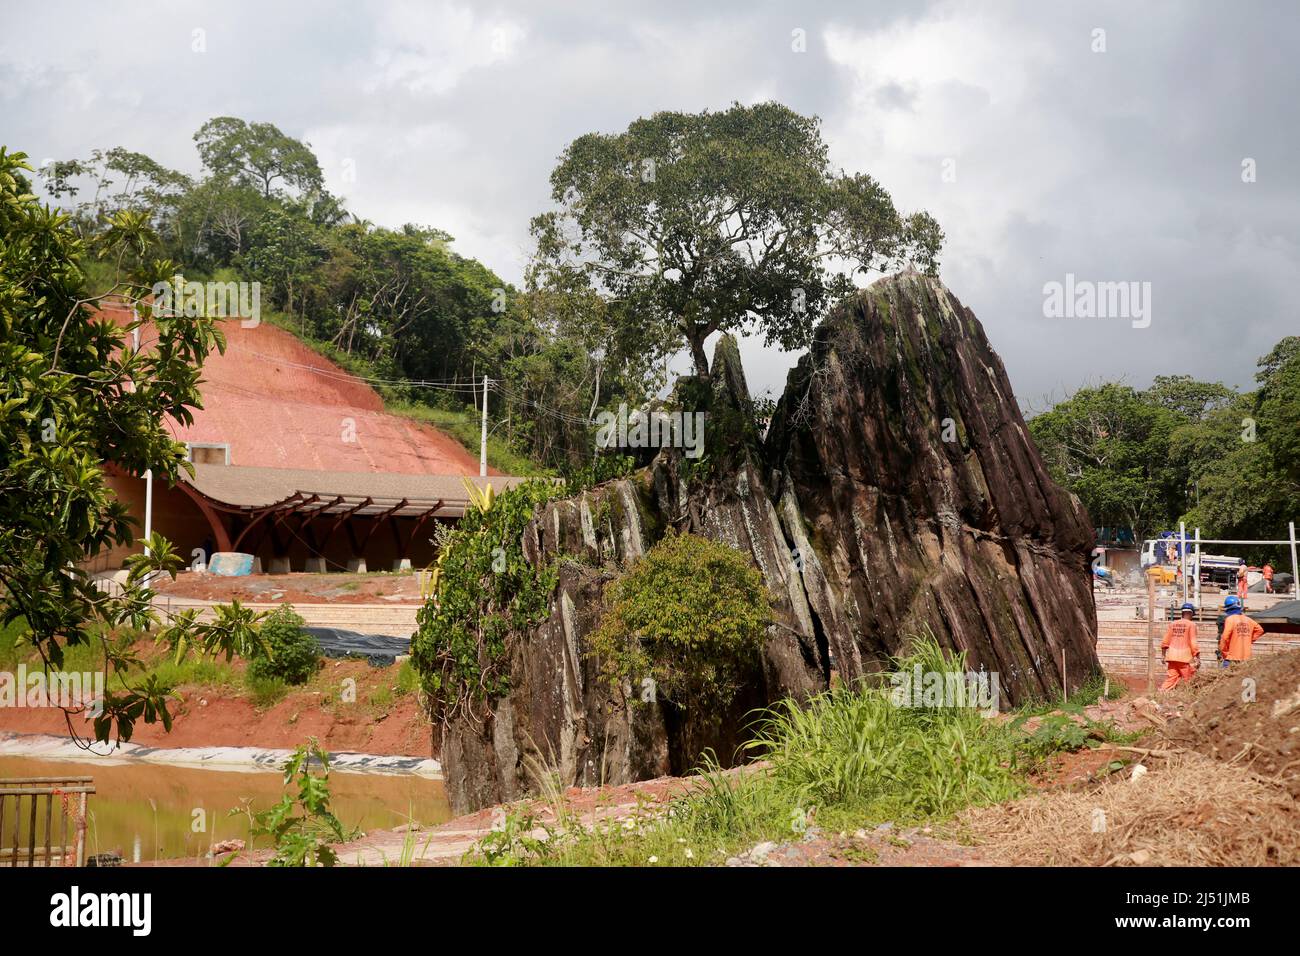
(1028, 345), (1300, 559)
(41, 119), (657, 474)
(193, 117), (325, 199)
(531, 101), (943, 377)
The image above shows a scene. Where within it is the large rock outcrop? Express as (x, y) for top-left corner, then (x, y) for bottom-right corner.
(765, 270), (1098, 704)
(438, 272), (1098, 813)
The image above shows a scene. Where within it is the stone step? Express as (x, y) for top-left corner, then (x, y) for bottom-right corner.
(152, 598), (419, 638)
(1100, 621), (1231, 637)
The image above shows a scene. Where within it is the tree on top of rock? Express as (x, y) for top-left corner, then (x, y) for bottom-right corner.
(529, 101), (944, 380)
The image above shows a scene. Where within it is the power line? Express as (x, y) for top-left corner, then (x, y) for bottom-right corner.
(489, 380), (593, 425)
(224, 342), (597, 427)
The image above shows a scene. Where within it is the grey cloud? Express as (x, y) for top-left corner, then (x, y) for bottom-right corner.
(3, 0), (1296, 406)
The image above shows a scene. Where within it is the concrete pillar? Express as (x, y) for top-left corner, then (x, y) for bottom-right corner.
(347, 557), (368, 573)
(303, 556), (327, 573)
(269, 557), (291, 574)
(392, 557), (412, 572)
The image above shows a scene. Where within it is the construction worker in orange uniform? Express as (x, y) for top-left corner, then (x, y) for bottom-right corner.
(1262, 561), (1274, 594)
(1160, 602), (1200, 690)
(1235, 563), (1249, 606)
(1219, 595), (1264, 666)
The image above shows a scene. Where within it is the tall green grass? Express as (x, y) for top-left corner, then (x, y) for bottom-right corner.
(467, 636), (1042, 866)
(1, 620), (237, 693)
(0, 621), (116, 674)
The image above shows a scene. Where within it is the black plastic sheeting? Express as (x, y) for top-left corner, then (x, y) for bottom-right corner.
(303, 627), (411, 666)
(1249, 572), (1294, 593)
(1254, 600), (1300, 626)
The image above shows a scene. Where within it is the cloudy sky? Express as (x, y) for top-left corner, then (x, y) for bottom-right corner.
(3, 0), (1296, 409)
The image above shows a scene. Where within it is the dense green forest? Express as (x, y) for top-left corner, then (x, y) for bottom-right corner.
(37, 106), (942, 478)
(1027, 345), (1300, 559)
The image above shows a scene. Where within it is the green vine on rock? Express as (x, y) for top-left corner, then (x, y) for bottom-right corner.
(411, 480), (565, 724)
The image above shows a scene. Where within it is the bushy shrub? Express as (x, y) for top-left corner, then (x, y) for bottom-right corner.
(589, 530), (771, 709)
(248, 606), (321, 685)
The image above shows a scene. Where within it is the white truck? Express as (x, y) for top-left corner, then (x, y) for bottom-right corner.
(1139, 537), (1244, 588)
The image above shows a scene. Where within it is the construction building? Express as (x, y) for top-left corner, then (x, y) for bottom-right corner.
(93, 306), (523, 576)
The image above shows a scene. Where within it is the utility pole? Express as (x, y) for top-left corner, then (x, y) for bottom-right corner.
(480, 374), (489, 478)
(1145, 569), (1156, 695)
(1194, 527), (1202, 610)
(133, 309), (154, 573)
(1180, 520), (1188, 604)
(144, 470), (153, 551)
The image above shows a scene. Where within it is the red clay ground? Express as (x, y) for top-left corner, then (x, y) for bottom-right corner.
(294, 692), (1171, 869)
(127, 660), (1299, 868)
(27, 630), (1293, 867)
(80, 675), (1172, 866)
(0, 654), (430, 758)
(99, 302), (489, 475)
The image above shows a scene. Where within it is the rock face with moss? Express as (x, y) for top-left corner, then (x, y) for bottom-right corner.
(438, 271), (1098, 814)
(765, 270), (1098, 705)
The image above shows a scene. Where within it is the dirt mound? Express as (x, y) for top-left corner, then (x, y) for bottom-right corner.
(959, 648), (1300, 866)
(1160, 648), (1300, 797)
(958, 752), (1299, 866)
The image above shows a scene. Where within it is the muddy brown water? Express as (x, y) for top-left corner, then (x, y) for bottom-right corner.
(0, 756), (451, 862)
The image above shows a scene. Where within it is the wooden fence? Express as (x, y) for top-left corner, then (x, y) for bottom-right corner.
(0, 777), (94, 867)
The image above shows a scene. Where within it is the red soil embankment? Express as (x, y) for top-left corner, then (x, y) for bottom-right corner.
(0, 658), (431, 758)
(99, 301), (489, 475)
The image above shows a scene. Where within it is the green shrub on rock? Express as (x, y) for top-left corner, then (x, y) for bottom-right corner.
(590, 530), (771, 711)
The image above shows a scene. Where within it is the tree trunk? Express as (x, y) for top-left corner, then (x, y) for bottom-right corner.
(688, 333), (710, 381)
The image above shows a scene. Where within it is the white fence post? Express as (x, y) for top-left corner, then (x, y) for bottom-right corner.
(1194, 528), (1202, 609)
(1290, 521), (1298, 600)
(1180, 521), (1188, 604)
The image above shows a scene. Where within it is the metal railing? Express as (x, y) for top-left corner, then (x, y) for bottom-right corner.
(0, 777), (94, 867)
(1149, 521), (1299, 606)
(92, 576), (125, 599)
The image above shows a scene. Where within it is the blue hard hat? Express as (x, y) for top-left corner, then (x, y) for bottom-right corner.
(1224, 595), (1242, 610)
(1180, 602), (1196, 613)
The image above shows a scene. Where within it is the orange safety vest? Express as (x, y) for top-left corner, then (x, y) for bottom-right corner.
(1161, 619), (1199, 663)
(1219, 613), (1264, 661)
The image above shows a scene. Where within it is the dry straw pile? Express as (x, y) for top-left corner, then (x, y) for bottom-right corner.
(957, 752), (1299, 866)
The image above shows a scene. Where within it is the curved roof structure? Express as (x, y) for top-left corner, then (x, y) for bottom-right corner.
(169, 464), (534, 559)
(183, 463), (527, 519)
